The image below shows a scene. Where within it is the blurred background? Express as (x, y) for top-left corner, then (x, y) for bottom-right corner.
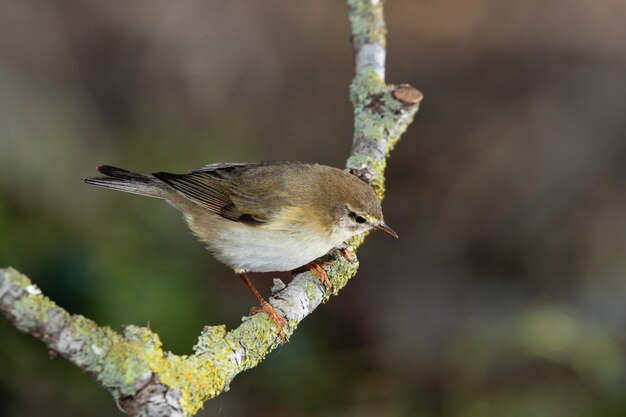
(1, 0), (625, 416)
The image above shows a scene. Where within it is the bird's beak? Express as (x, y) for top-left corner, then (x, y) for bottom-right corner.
(374, 222), (398, 238)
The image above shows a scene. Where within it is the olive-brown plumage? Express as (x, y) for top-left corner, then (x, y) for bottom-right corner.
(84, 161), (397, 339)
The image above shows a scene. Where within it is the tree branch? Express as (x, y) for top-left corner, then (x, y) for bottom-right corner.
(0, 1), (421, 416)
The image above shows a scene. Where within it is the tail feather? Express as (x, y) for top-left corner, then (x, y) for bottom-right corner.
(84, 165), (171, 199)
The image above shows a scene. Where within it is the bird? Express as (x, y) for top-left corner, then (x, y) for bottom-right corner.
(84, 161), (397, 339)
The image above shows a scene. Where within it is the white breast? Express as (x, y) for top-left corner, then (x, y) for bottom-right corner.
(183, 207), (357, 273)
(209, 224), (340, 272)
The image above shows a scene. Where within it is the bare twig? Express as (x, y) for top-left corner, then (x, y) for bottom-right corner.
(0, 1), (421, 416)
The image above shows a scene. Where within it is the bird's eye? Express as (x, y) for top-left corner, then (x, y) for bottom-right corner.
(349, 211), (367, 224)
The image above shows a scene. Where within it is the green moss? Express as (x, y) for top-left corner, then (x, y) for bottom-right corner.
(3, 267), (32, 289)
(239, 317), (281, 358)
(347, 0), (386, 45)
(107, 325), (226, 414)
(159, 354), (221, 413)
(328, 257), (360, 296)
(194, 325), (227, 355)
(12, 295), (51, 331)
(70, 320), (154, 397)
(302, 276), (323, 302)
(346, 82), (420, 200)
(350, 71), (386, 102)
(346, 154), (387, 198)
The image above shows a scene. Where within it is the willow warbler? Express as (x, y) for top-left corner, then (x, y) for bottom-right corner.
(84, 161), (397, 339)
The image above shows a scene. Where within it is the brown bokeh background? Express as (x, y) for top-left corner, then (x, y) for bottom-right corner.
(1, 1), (625, 416)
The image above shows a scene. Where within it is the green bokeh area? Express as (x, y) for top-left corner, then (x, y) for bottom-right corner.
(1, 1), (626, 416)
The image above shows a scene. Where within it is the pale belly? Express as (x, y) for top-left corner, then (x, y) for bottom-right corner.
(185, 213), (342, 272)
(211, 226), (338, 272)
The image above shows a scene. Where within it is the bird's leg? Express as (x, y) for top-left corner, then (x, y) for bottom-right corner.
(237, 272), (286, 341)
(337, 247), (356, 263)
(292, 262), (332, 292)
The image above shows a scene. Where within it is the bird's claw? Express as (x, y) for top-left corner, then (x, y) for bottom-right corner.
(310, 263), (331, 292)
(337, 247), (356, 263)
(293, 262), (332, 292)
(250, 301), (287, 341)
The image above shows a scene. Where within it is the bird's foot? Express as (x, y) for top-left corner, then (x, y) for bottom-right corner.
(337, 247), (356, 263)
(294, 261), (332, 292)
(250, 300), (287, 341)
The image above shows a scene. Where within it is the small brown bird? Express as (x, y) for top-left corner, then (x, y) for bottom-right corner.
(84, 161), (397, 339)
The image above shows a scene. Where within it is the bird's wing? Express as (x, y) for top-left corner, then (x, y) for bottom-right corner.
(153, 162), (291, 224)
